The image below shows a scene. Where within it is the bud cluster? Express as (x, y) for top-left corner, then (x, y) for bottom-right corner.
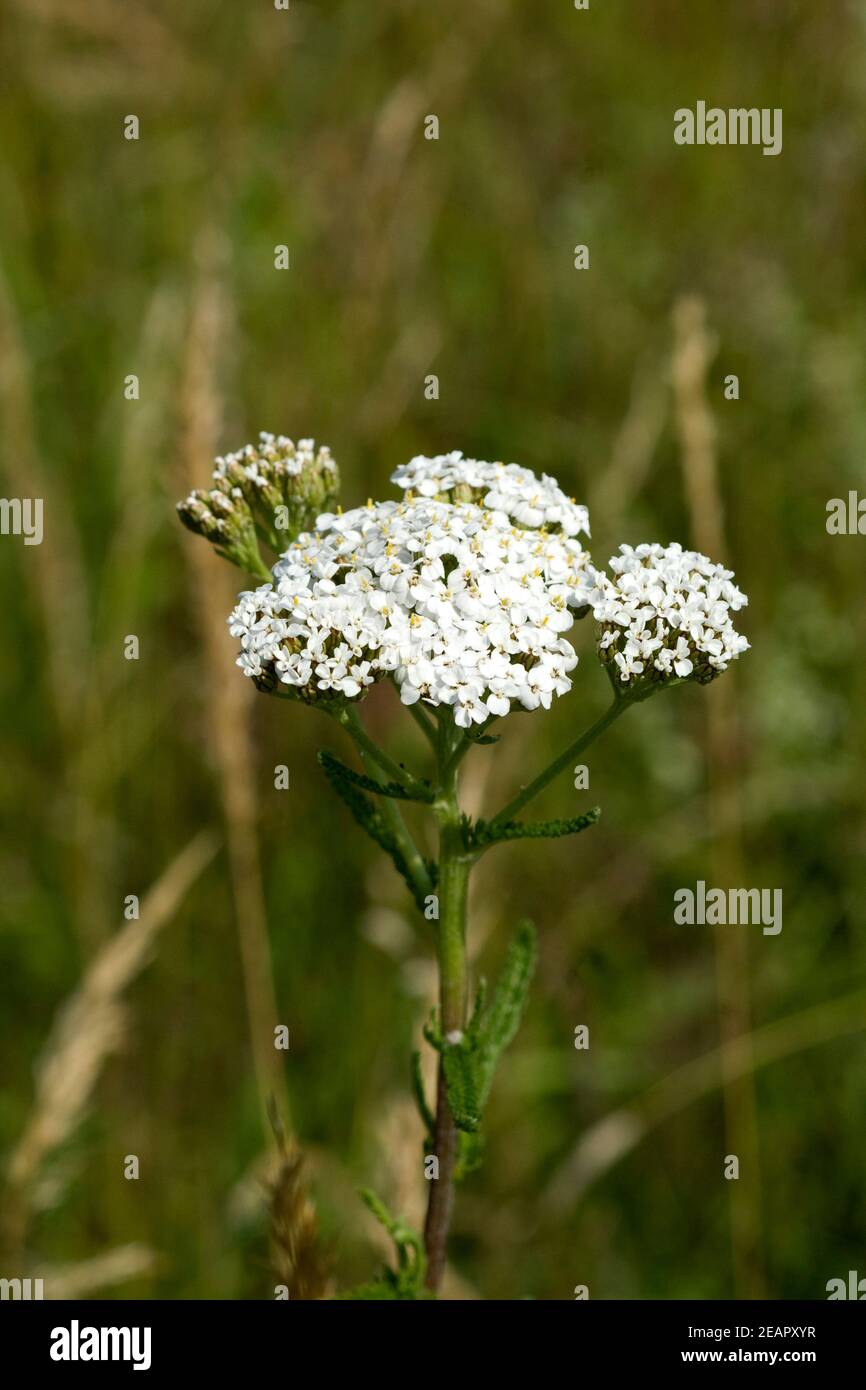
(177, 434), (339, 576)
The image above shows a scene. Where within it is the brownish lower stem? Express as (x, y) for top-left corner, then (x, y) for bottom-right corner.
(423, 762), (470, 1293)
(423, 1069), (458, 1291)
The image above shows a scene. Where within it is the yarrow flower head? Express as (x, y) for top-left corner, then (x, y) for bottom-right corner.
(588, 542), (749, 692)
(391, 451), (591, 539)
(177, 436), (749, 727)
(228, 493), (591, 726)
(177, 433), (339, 575)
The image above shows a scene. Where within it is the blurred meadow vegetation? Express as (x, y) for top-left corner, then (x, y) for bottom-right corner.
(1, 0), (865, 1300)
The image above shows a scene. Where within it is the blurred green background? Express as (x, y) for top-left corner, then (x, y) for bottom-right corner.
(1, 0), (864, 1300)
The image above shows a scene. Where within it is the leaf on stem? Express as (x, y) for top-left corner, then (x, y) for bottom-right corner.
(429, 923), (538, 1149)
(319, 752), (436, 910)
(317, 749), (433, 803)
(455, 1131), (485, 1181)
(333, 1189), (428, 1300)
(441, 1043), (482, 1134)
(466, 807), (601, 851)
(473, 920), (537, 1110)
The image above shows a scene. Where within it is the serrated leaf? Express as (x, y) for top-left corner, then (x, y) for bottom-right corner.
(437, 925), (537, 1154)
(475, 920), (537, 1108)
(355, 1188), (427, 1298)
(469, 807), (601, 851)
(466, 979), (488, 1039)
(455, 1130), (485, 1182)
(319, 752), (435, 910)
(317, 749), (433, 803)
(441, 1041), (481, 1133)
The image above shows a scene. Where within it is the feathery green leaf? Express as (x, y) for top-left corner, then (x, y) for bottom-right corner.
(410, 1049), (435, 1143)
(441, 1039), (482, 1133)
(351, 1188), (427, 1299)
(317, 749), (434, 803)
(319, 751), (436, 909)
(468, 807), (601, 851)
(475, 920), (537, 1108)
(435, 925), (538, 1150)
(455, 1130), (485, 1181)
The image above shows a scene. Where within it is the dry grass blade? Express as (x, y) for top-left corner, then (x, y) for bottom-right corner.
(4, 831), (218, 1233)
(672, 296), (725, 559)
(176, 226), (291, 1141)
(672, 294), (764, 1298)
(12, 0), (187, 77)
(544, 988), (866, 1212)
(0, 253), (90, 744)
(589, 357), (668, 532)
(40, 1243), (160, 1299)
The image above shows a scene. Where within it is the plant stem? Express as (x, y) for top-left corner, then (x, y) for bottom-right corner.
(440, 715), (497, 784)
(423, 748), (470, 1292)
(491, 699), (629, 826)
(405, 699), (438, 747)
(339, 707), (433, 904)
(340, 706), (429, 799)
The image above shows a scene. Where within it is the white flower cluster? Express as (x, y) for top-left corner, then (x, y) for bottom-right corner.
(229, 493), (592, 726)
(588, 543), (749, 687)
(391, 451), (590, 539)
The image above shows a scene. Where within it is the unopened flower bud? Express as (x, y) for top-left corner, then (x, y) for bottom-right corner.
(176, 432), (342, 577)
(177, 492), (223, 542)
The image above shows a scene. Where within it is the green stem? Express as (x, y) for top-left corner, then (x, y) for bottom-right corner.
(440, 715), (498, 784)
(440, 731), (471, 785)
(491, 699), (629, 827)
(224, 548), (271, 582)
(339, 707), (433, 905)
(423, 745), (471, 1292)
(405, 699), (438, 747)
(340, 706), (428, 799)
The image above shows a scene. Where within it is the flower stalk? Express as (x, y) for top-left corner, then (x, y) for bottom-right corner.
(491, 698), (629, 827)
(424, 729), (471, 1291)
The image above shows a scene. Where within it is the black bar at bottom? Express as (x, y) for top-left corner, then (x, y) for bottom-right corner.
(0, 1298), (861, 1374)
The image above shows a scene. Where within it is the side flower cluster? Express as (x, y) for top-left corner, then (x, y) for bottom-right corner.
(177, 433), (339, 574)
(588, 542), (749, 688)
(229, 494), (592, 726)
